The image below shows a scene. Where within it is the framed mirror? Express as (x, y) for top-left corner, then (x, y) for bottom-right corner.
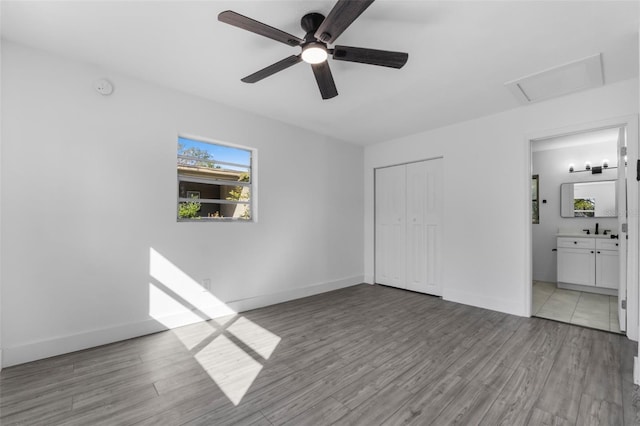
(560, 180), (617, 218)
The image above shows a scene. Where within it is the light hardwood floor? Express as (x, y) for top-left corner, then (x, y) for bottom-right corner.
(1, 284), (638, 425)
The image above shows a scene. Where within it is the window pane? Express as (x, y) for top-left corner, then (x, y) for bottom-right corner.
(178, 137), (250, 168)
(178, 136), (252, 221)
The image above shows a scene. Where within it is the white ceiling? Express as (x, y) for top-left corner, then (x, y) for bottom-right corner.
(2, 1), (638, 146)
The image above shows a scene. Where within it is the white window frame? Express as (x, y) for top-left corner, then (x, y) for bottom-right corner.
(177, 134), (257, 222)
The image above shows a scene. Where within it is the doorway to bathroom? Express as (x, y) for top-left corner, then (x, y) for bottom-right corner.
(529, 122), (633, 334)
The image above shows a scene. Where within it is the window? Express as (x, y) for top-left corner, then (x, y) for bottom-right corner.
(177, 136), (253, 221)
(574, 197), (595, 217)
(532, 174), (539, 224)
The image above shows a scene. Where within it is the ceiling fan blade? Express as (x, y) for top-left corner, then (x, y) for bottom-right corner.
(218, 10), (304, 47)
(333, 45), (408, 68)
(314, 0), (375, 44)
(311, 61), (338, 100)
(241, 55), (303, 83)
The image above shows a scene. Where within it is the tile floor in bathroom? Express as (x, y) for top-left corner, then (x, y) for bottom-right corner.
(532, 280), (621, 333)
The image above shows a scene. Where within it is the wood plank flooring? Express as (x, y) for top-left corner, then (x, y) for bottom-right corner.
(1, 284), (638, 425)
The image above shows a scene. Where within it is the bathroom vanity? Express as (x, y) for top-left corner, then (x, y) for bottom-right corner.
(556, 234), (619, 295)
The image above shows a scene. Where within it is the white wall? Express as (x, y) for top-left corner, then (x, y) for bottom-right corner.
(364, 77), (639, 317)
(532, 141), (618, 282)
(0, 32), (3, 371)
(0, 41), (364, 367)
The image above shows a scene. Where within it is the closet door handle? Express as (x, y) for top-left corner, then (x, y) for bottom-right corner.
(574, 241), (578, 244)
(590, 251), (595, 254)
(597, 251), (601, 254)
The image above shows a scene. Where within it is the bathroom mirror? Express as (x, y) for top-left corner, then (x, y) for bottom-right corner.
(560, 180), (617, 218)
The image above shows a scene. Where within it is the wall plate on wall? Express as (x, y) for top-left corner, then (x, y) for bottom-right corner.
(93, 79), (114, 96)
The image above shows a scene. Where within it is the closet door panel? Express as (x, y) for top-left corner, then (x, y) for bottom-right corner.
(426, 224), (439, 288)
(405, 162), (428, 292)
(375, 165), (406, 288)
(425, 159), (443, 295)
(405, 159), (443, 295)
(375, 159), (442, 295)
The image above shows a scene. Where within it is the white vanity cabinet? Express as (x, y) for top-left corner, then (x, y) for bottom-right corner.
(557, 237), (596, 287)
(595, 239), (620, 289)
(556, 236), (619, 293)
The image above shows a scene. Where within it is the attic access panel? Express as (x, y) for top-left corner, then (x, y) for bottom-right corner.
(505, 54), (603, 104)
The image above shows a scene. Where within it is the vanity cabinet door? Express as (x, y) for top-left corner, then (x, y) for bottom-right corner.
(557, 248), (595, 286)
(595, 249), (619, 289)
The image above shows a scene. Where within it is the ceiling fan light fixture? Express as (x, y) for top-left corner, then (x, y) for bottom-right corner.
(301, 43), (328, 64)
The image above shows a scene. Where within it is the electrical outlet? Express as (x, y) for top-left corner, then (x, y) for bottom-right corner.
(202, 278), (211, 291)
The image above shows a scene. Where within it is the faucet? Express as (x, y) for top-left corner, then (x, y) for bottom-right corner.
(595, 223), (599, 235)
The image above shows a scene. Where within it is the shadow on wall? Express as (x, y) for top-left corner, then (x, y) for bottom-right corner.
(148, 248), (281, 405)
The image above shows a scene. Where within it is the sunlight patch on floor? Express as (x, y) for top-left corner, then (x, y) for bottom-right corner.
(227, 316), (281, 359)
(194, 334), (264, 405)
(148, 247), (282, 405)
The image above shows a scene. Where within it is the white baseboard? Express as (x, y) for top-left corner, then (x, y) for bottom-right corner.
(443, 287), (527, 317)
(3, 276), (363, 368)
(226, 275), (363, 312)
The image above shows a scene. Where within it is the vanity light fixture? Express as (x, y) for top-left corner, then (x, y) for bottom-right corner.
(569, 159), (617, 174)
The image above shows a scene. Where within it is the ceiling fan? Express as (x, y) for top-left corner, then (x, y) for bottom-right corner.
(218, 0), (408, 100)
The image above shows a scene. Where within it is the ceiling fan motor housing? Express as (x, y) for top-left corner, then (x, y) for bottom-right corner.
(301, 12), (326, 39)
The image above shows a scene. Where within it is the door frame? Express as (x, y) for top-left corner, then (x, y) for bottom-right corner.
(524, 115), (639, 343)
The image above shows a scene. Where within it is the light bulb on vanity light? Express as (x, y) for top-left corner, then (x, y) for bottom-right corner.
(603, 159), (609, 168)
(584, 161), (591, 170)
(569, 164), (574, 173)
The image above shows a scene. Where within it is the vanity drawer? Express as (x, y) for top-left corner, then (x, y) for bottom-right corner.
(557, 237), (595, 249)
(596, 239), (620, 251)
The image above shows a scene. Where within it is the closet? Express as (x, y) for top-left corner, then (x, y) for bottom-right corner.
(375, 158), (443, 296)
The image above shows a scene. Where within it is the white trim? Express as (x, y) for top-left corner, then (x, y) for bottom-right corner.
(226, 275), (363, 312)
(443, 287), (526, 317)
(178, 176), (251, 187)
(177, 155), (249, 170)
(177, 198), (248, 205)
(635, 356), (639, 385)
(1, 276), (362, 368)
(525, 115), (639, 342)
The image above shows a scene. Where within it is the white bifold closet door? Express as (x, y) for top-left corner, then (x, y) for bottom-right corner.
(375, 158), (443, 296)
